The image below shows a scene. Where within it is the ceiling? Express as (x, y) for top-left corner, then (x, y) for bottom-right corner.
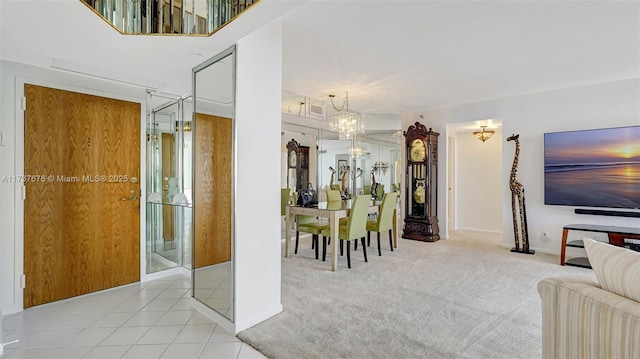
(1, 0), (638, 118)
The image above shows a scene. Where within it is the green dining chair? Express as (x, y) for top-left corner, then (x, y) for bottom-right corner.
(325, 189), (350, 229)
(321, 194), (371, 268)
(326, 189), (341, 202)
(281, 188), (290, 216)
(374, 184), (385, 201)
(366, 192), (399, 256)
(296, 215), (329, 260)
(291, 191), (328, 259)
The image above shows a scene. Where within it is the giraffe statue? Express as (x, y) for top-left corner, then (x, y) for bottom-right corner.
(370, 167), (379, 200)
(341, 165), (350, 197)
(329, 166), (336, 189)
(506, 134), (534, 254)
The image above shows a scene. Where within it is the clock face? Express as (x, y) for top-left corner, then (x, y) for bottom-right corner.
(410, 139), (426, 162)
(289, 151), (297, 167)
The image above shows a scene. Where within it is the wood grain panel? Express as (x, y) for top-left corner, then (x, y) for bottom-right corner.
(194, 113), (232, 268)
(24, 84), (140, 308)
(24, 85), (66, 306)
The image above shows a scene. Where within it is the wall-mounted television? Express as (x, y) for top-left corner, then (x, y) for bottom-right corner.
(544, 125), (640, 210)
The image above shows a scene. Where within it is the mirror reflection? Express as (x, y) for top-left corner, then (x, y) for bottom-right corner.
(80, 0), (257, 35)
(316, 130), (402, 200)
(146, 91), (193, 273)
(281, 111), (401, 206)
(192, 46), (235, 321)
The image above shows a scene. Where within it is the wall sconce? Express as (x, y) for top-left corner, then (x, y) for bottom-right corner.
(473, 126), (495, 142)
(372, 161), (390, 175)
(175, 121), (192, 132)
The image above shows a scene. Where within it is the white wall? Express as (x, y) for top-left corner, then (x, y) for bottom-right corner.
(454, 127), (503, 233)
(420, 78), (640, 254)
(234, 20), (283, 333)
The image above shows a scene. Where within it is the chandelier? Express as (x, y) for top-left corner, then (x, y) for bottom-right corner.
(473, 126), (496, 142)
(372, 161), (390, 175)
(348, 146), (364, 157)
(329, 92), (364, 141)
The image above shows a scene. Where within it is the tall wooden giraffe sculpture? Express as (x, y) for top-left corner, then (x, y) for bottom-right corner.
(507, 134), (535, 255)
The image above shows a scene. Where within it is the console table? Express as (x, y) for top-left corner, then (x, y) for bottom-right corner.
(560, 224), (640, 268)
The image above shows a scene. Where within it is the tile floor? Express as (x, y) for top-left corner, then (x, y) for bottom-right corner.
(193, 264), (233, 320)
(1, 274), (266, 359)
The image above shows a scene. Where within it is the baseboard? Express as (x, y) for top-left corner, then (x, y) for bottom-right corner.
(142, 265), (189, 282)
(190, 297), (283, 335)
(235, 303), (284, 334)
(456, 227), (502, 235)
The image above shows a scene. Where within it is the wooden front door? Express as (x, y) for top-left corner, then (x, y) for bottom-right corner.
(23, 84), (141, 308)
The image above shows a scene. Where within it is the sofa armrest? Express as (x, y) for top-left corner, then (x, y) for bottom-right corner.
(538, 276), (640, 358)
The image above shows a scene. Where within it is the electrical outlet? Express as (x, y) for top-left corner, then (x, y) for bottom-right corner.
(540, 232), (550, 243)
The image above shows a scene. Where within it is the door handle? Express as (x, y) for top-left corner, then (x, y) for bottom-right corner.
(120, 190), (139, 201)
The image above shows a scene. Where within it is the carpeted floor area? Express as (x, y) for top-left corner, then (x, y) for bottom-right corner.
(238, 230), (593, 359)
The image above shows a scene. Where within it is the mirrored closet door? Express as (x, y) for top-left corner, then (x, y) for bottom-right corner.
(192, 46), (236, 322)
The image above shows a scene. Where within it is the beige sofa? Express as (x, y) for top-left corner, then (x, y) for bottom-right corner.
(537, 238), (640, 358)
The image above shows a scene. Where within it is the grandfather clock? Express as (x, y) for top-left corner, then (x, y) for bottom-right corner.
(286, 139), (309, 191)
(403, 122), (440, 242)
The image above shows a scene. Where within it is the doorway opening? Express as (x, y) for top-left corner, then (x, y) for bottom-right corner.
(445, 120), (503, 244)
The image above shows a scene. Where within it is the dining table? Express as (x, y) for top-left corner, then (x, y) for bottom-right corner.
(284, 199), (400, 271)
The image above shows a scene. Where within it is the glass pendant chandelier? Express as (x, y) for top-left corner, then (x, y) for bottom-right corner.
(329, 91), (364, 141)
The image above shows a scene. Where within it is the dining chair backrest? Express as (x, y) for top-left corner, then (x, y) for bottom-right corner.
(375, 184), (385, 200)
(377, 192), (398, 231)
(345, 194), (371, 240)
(326, 189), (341, 202)
(326, 200), (342, 210)
(331, 184), (341, 191)
(281, 188), (290, 216)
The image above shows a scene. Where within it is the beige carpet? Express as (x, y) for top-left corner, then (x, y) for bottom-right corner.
(238, 230), (593, 358)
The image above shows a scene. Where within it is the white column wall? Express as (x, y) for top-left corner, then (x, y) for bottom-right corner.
(418, 78), (640, 254)
(234, 20), (283, 333)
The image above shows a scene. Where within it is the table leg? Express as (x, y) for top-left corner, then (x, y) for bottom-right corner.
(392, 208), (398, 248)
(285, 206), (292, 258)
(330, 212), (339, 271)
(560, 228), (569, 266)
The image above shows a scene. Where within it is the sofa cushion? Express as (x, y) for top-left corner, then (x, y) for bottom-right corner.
(583, 237), (640, 302)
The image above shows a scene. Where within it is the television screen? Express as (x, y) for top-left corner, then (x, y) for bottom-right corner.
(544, 125), (640, 209)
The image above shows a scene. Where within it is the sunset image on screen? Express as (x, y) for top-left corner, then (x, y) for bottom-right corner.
(544, 126), (640, 209)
